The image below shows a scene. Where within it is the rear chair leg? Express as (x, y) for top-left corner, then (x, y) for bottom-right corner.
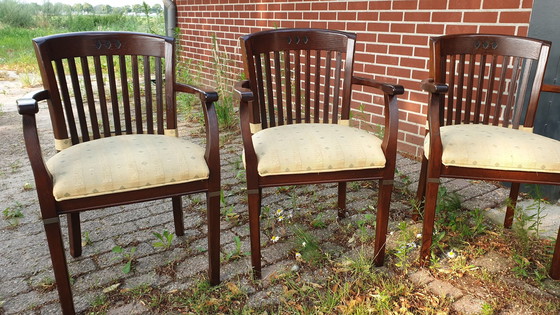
(67, 212), (82, 258)
(504, 182), (520, 229)
(549, 225), (560, 280)
(172, 196), (185, 236)
(413, 155), (429, 221)
(337, 182), (347, 218)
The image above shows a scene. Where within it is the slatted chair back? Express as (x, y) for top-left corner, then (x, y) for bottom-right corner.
(33, 32), (177, 150)
(240, 28), (356, 130)
(430, 34), (550, 130)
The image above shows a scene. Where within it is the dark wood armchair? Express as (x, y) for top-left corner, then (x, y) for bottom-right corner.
(234, 28), (404, 278)
(415, 33), (560, 279)
(18, 32), (221, 313)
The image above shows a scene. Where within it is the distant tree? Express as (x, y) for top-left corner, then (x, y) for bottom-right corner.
(132, 4), (143, 14)
(152, 4), (162, 14)
(99, 4), (112, 14)
(72, 3), (83, 13)
(83, 3), (93, 14)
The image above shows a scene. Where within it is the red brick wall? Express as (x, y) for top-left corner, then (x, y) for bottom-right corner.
(175, 0), (534, 157)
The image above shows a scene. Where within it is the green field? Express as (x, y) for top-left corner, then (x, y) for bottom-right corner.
(0, 0), (165, 72)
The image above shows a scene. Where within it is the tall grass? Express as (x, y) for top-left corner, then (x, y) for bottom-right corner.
(0, 0), (164, 72)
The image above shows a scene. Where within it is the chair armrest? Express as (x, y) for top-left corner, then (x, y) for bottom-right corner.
(542, 84), (560, 94)
(234, 80), (254, 102)
(421, 79), (448, 94)
(16, 93), (54, 199)
(175, 82), (219, 103)
(352, 76), (404, 96)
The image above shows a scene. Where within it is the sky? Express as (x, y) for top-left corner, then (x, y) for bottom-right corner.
(20, 0), (162, 6)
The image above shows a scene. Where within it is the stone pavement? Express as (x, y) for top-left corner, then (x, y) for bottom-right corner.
(0, 102), (559, 314)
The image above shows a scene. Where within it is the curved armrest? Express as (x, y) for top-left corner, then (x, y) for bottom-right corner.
(175, 82), (219, 103)
(234, 80), (254, 102)
(421, 79), (448, 94)
(16, 92), (54, 201)
(542, 84), (560, 94)
(352, 76), (404, 95)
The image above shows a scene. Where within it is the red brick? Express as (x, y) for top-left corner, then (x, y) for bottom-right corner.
(517, 26), (529, 36)
(364, 63), (386, 76)
(268, 3), (280, 11)
(387, 66), (411, 78)
(393, 0), (418, 10)
(402, 57), (427, 69)
(347, 22), (366, 32)
(294, 20), (310, 28)
(357, 12), (379, 21)
(312, 2), (328, 10)
(380, 11), (404, 21)
(397, 141), (420, 156)
(329, 2), (347, 10)
(378, 33), (401, 44)
(390, 23), (416, 33)
(407, 111), (427, 125)
(417, 23), (445, 35)
(404, 132), (425, 146)
(320, 11), (336, 20)
(366, 43), (388, 54)
(367, 22), (390, 32)
(353, 91), (373, 103)
(445, 24), (478, 35)
(500, 11), (531, 23)
(449, 0), (482, 9)
(348, 1), (368, 10)
(281, 3), (295, 11)
(288, 12), (302, 20)
(275, 12), (287, 19)
(522, 0), (533, 8)
(419, 0), (448, 9)
(295, 2), (310, 11)
(377, 54), (400, 66)
(432, 11), (462, 22)
(403, 35), (429, 46)
(369, 1), (392, 10)
(478, 25), (516, 35)
(411, 69), (430, 80)
(405, 12), (431, 22)
(310, 21), (328, 29)
(389, 45), (414, 56)
(338, 11), (357, 21)
(357, 32), (377, 43)
(464, 11), (498, 23)
(328, 21), (345, 31)
(484, 0), (522, 9)
(400, 120), (421, 134)
(303, 12), (319, 20)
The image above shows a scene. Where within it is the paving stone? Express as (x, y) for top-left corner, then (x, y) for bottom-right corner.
(408, 268), (435, 286)
(221, 257), (252, 281)
(262, 241), (294, 264)
(1, 290), (43, 314)
(471, 251), (511, 274)
(107, 301), (151, 315)
(0, 276), (31, 299)
(246, 284), (282, 309)
(452, 295), (485, 314)
(175, 255), (208, 279)
(427, 279), (464, 300)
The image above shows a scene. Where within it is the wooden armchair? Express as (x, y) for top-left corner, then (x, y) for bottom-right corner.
(18, 32), (221, 313)
(415, 33), (560, 279)
(234, 28), (404, 278)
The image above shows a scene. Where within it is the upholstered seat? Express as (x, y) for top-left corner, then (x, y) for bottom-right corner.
(251, 123), (385, 176)
(47, 135), (209, 201)
(424, 124), (560, 173)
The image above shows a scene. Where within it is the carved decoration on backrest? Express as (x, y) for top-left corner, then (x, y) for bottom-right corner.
(474, 40), (498, 50)
(95, 39), (122, 51)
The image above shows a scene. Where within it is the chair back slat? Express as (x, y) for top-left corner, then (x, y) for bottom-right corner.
(118, 55), (132, 134)
(284, 51), (293, 123)
(33, 32), (177, 148)
(431, 34), (550, 129)
(482, 55), (498, 124)
(80, 56), (101, 139)
(240, 29), (356, 129)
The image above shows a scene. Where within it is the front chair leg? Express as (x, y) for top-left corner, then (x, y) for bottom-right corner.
(67, 212), (82, 258)
(248, 189), (262, 279)
(337, 182), (347, 218)
(419, 178), (440, 265)
(172, 196), (185, 236)
(44, 217), (75, 314)
(206, 191), (221, 285)
(374, 179), (393, 266)
(504, 182), (520, 229)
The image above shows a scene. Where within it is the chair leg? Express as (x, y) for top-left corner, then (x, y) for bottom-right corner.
(248, 189), (262, 279)
(419, 178), (440, 265)
(44, 217), (75, 314)
(67, 213), (81, 258)
(504, 182), (520, 229)
(337, 182), (347, 218)
(172, 196), (185, 236)
(206, 192), (220, 285)
(413, 155), (429, 221)
(374, 179), (393, 266)
(550, 225), (560, 280)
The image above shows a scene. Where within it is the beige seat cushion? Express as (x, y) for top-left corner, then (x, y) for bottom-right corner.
(424, 124), (560, 173)
(47, 134), (209, 201)
(249, 123), (386, 176)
